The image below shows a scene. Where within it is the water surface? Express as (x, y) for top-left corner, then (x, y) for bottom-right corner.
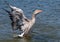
(0, 0), (60, 42)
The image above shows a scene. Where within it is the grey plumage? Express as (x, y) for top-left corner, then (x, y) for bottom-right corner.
(3, 2), (42, 37)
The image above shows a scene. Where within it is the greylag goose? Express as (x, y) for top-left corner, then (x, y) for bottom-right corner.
(3, 2), (42, 37)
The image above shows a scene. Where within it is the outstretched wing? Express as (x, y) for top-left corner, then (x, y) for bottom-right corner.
(4, 1), (30, 22)
(2, 5), (30, 30)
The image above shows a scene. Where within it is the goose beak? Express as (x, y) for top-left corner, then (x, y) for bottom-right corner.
(35, 10), (42, 14)
(33, 10), (42, 14)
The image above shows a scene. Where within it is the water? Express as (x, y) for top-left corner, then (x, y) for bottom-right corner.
(0, 0), (60, 42)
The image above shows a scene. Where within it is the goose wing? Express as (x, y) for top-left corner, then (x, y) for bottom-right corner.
(3, 4), (30, 30)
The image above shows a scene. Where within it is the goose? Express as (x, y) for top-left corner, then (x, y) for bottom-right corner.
(3, 2), (42, 37)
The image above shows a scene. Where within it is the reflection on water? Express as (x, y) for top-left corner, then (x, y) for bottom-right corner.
(0, 35), (33, 42)
(0, 0), (60, 42)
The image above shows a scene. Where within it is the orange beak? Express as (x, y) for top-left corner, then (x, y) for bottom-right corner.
(35, 10), (42, 13)
(34, 10), (42, 14)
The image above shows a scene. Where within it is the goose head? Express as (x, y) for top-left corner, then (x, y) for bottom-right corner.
(33, 10), (42, 15)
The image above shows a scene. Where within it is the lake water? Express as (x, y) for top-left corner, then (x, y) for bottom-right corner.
(0, 0), (60, 42)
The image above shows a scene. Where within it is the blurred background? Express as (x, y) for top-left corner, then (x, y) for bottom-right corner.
(0, 0), (60, 42)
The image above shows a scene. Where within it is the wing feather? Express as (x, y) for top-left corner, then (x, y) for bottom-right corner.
(3, 1), (30, 30)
